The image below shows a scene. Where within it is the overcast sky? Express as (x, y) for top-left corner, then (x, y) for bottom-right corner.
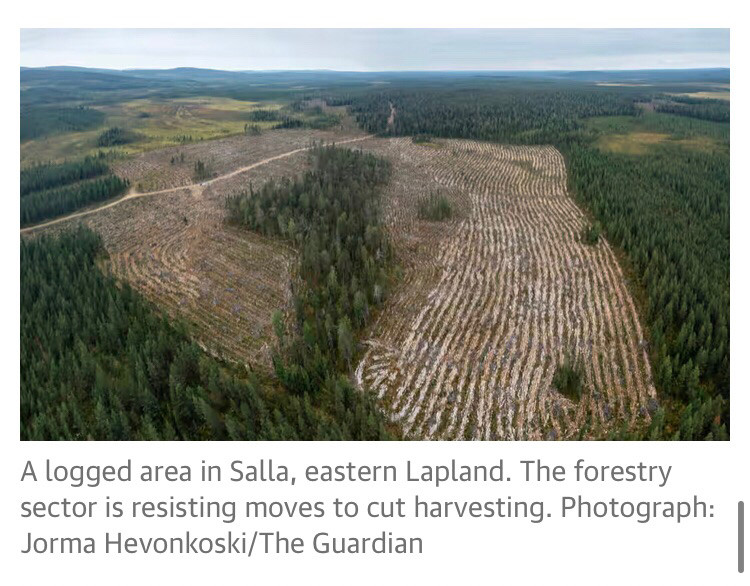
(20, 29), (729, 71)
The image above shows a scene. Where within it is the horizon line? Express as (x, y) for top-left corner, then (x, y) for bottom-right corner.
(20, 65), (730, 73)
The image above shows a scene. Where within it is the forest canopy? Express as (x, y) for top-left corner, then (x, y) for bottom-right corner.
(20, 155), (128, 227)
(343, 84), (729, 440)
(21, 145), (395, 441)
(19, 71), (730, 441)
(21, 227), (391, 440)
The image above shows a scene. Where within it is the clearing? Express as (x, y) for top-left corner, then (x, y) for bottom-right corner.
(595, 132), (671, 155)
(355, 137), (657, 440)
(21, 96), (352, 166)
(23, 128), (370, 370)
(22, 127), (658, 437)
(587, 113), (728, 155)
(668, 91), (730, 101)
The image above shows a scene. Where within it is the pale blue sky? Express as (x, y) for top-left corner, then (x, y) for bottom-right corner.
(21, 29), (729, 71)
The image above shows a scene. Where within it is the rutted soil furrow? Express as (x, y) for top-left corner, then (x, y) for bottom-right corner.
(23, 131), (374, 371)
(356, 137), (656, 440)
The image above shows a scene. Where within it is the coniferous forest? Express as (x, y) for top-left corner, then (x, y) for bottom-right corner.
(21, 225), (390, 441)
(21, 155), (110, 195)
(21, 146), (394, 440)
(20, 155), (129, 227)
(21, 174), (129, 226)
(20, 68), (729, 441)
(345, 84), (729, 440)
(227, 145), (393, 394)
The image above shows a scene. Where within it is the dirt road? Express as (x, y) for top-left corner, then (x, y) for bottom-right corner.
(20, 134), (374, 235)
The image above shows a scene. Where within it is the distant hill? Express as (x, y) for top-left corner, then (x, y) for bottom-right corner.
(557, 68), (729, 83)
(20, 66), (730, 108)
(122, 67), (254, 82)
(22, 65), (730, 82)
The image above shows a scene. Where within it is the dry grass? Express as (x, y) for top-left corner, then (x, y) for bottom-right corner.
(21, 97), (284, 165)
(669, 91), (730, 101)
(595, 132), (670, 155)
(674, 135), (725, 153)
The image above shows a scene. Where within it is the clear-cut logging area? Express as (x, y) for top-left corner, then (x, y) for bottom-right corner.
(22, 129), (370, 370)
(355, 137), (657, 440)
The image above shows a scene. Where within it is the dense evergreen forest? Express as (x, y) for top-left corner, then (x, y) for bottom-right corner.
(20, 105), (105, 141)
(21, 145), (394, 440)
(652, 96), (730, 123)
(21, 155), (109, 195)
(227, 145), (393, 395)
(20, 156), (129, 227)
(567, 144), (728, 440)
(97, 127), (139, 147)
(350, 87), (640, 145)
(19, 68), (730, 441)
(21, 174), (128, 227)
(21, 228), (390, 440)
(344, 85), (730, 440)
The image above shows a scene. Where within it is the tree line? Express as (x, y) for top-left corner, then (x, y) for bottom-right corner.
(343, 85), (729, 440)
(350, 87), (640, 145)
(227, 145), (393, 396)
(21, 106), (105, 141)
(21, 154), (109, 196)
(21, 174), (129, 227)
(652, 96), (730, 123)
(567, 142), (728, 440)
(21, 155), (130, 227)
(21, 227), (390, 440)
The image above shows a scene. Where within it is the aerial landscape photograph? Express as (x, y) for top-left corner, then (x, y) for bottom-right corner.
(19, 28), (729, 441)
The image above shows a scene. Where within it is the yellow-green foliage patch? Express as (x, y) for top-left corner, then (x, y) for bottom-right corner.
(670, 91), (730, 101)
(21, 97), (284, 165)
(587, 113), (727, 156)
(596, 132), (670, 155)
(673, 135), (726, 153)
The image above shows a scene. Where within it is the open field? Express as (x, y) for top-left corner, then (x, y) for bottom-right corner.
(586, 113), (729, 155)
(21, 96), (350, 166)
(595, 132), (671, 155)
(355, 138), (657, 440)
(21, 96), (280, 164)
(669, 91), (730, 101)
(595, 131), (726, 155)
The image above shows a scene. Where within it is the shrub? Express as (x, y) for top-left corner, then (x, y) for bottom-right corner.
(193, 160), (213, 181)
(274, 117), (304, 129)
(417, 192), (452, 221)
(412, 133), (434, 144)
(248, 109), (281, 122)
(582, 221), (602, 245)
(97, 127), (139, 147)
(552, 353), (585, 401)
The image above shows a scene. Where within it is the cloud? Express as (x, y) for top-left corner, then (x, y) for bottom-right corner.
(20, 29), (729, 71)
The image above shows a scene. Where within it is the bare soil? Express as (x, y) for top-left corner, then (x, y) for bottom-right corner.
(22, 129), (371, 371)
(355, 138), (656, 440)
(22, 129), (657, 437)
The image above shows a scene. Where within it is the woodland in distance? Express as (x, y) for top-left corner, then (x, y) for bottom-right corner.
(20, 66), (729, 441)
